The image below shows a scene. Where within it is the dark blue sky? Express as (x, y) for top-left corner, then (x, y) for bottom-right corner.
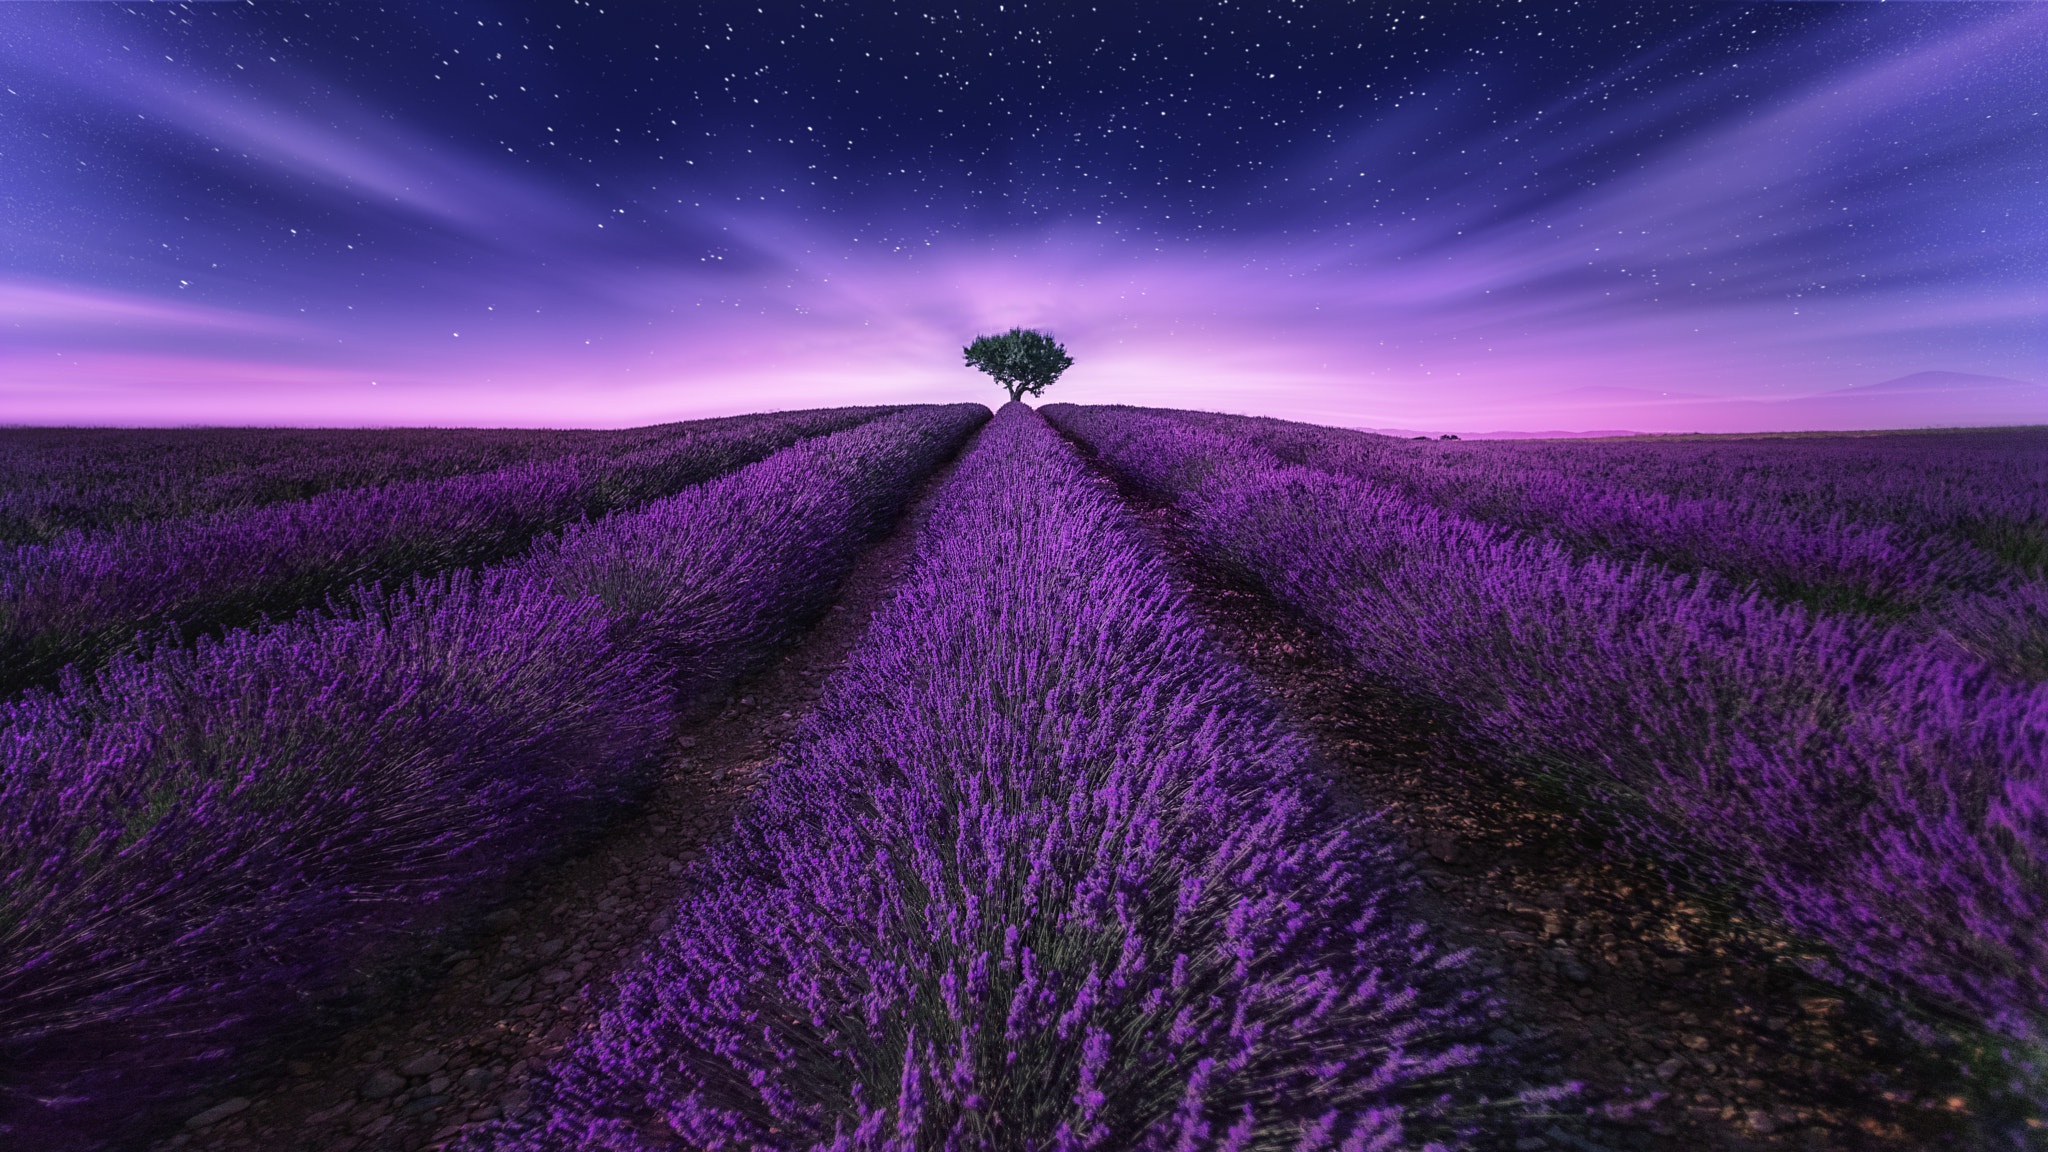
(2, 1), (2042, 427)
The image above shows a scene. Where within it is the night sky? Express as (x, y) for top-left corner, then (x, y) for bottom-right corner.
(2, 1), (2043, 428)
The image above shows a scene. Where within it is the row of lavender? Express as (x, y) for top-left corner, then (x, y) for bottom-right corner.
(495, 404), (1497, 1152)
(1159, 411), (2048, 672)
(0, 404), (987, 1149)
(1044, 405), (2047, 1085)
(0, 422), (694, 546)
(1493, 426), (2048, 564)
(0, 407), (894, 697)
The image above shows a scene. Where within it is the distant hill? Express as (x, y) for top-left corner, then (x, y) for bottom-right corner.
(1830, 370), (2043, 396)
(1776, 371), (2048, 429)
(1401, 371), (2048, 437)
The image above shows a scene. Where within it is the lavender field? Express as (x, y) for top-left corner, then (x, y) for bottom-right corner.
(3, 405), (2043, 1152)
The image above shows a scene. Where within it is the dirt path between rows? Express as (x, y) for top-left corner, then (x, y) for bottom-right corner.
(148, 421), (1977, 1152)
(1058, 431), (1979, 1152)
(148, 447), (974, 1152)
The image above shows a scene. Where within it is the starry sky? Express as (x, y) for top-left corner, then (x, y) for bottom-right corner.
(2, 1), (2043, 429)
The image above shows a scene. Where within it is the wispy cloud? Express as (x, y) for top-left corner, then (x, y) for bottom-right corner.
(1, 2), (2041, 427)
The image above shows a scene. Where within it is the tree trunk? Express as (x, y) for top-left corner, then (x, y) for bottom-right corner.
(1006, 384), (1026, 403)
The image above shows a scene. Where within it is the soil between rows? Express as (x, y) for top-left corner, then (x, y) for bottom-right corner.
(143, 420), (1977, 1152)
(1053, 426), (1980, 1152)
(147, 445), (976, 1152)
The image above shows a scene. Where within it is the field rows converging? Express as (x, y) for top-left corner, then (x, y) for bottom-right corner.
(0, 406), (900, 697)
(1237, 405), (2048, 745)
(1152, 409), (2048, 674)
(4, 403), (2042, 1152)
(1042, 405), (2048, 1112)
(0, 421), (735, 548)
(484, 402), (1497, 1150)
(0, 405), (987, 1149)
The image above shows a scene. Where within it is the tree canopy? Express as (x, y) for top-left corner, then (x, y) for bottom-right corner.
(962, 327), (1073, 403)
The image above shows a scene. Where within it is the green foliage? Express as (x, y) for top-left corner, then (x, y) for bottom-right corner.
(962, 327), (1074, 403)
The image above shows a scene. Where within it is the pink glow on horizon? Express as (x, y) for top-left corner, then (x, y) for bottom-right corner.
(7, 229), (2040, 430)
(1, 5), (2042, 430)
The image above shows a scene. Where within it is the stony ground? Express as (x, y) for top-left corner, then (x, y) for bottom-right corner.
(148, 428), (1980, 1152)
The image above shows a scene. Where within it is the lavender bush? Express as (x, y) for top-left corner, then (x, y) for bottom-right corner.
(1152, 409), (2021, 618)
(500, 404), (1484, 1152)
(0, 407), (894, 696)
(1044, 404), (2048, 1073)
(0, 422), (695, 546)
(1161, 411), (2048, 687)
(0, 404), (985, 1149)
(1490, 427), (2048, 568)
(0, 570), (667, 1144)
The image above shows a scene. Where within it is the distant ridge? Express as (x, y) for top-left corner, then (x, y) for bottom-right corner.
(1831, 370), (2041, 396)
(1368, 369), (2048, 437)
(1776, 370), (2048, 430)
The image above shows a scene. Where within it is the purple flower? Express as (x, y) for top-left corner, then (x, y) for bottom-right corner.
(1044, 402), (2048, 1074)
(0, 405), (986, 1146)
(498, 405), (1482, 1152)
(0, 407), (897, 696)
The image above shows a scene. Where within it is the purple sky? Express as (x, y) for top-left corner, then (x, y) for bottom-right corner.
(2, 2), (2043, 430)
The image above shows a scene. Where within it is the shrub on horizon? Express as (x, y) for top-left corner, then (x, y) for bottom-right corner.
(962, 327), (1073, 404)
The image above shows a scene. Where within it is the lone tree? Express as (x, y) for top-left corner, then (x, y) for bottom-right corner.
(962, 327), (1073, 403)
